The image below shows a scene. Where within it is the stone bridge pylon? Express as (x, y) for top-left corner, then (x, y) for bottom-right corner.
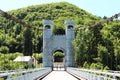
(43, 20), (75, 68)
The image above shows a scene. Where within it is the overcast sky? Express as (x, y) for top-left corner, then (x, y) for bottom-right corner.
(0, 0), (120, 17)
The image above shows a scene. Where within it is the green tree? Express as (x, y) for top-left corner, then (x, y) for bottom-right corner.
(97, 44), (109, 66)
(0, 46), (9, 54)
(53, 52), (64, 62)
(23, 28), (33, 56)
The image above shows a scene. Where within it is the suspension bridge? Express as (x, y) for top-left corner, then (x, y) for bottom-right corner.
(0, 9), (120, 80)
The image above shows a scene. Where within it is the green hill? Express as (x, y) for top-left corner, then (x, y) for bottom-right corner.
(0, 2), (101, 53)
(7, 2), (101, 30)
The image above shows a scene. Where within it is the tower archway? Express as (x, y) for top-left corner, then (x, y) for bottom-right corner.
(52, 49), (65, 70)
(43, 20), (75, 69)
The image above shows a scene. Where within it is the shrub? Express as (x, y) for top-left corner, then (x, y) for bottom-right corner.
(104, 66), (109, 70)
(33, 53), (42, 63)
(83, 61), (89, 69)
(53, 52), (64, 62)
(0, 46), (9, 54)
(53, 52), (64, 57)
(116, 65), (120, 70)
(90, 63), (103, 70)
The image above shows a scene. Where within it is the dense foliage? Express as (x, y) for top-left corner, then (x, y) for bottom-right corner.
(53, 51), (64, 62)
(0, 2), (120, 70)
(0, 52), (42, 70)
(73, 21), (120, 70)
(0, 2), (100, 54)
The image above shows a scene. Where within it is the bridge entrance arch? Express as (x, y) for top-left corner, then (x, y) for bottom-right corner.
(52, 48), (65, 70)
(43, 20), (75, 68)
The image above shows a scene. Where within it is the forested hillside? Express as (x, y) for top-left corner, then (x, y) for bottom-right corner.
(0, 2), (120, 70)
(0, 2), (100, 54)
(74, 20), (120, 70)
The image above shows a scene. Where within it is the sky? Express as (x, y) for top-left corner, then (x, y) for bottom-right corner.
(0, 0), (120, 17)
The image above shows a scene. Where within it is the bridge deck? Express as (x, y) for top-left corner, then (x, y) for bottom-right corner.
(42, 71), (78, 80)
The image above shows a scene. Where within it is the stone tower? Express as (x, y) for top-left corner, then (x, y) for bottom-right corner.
(65, 20), (75, 67)
(43, 20), (75, 68)
(43, 20), (53, 67)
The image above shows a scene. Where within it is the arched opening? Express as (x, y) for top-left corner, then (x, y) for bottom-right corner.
(45, 25), (51, 29)
(52, 49), (65, 70)
(68, 25), (73, 29)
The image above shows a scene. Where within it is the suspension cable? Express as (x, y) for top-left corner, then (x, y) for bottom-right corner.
(0, 9), (43, 30)
(77, 12), (120, 31)
(0, 9), (120, 31)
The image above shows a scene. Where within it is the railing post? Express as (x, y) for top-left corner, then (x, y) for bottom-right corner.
(89, 72), (92, 80)
(104, 73), (107, 80)
(87, 72), (90, 80)
(6, 71), (11, 80)
(93, 74), (96, 80)
(97, 73), (101, 80)
(113, 72), (116, 80)
(6, 75), (11, 80)
(21, 73), (24, 80)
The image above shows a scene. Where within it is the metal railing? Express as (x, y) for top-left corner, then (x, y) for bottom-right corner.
(67, 67), (120, 80)
(0, 68), (52, 80)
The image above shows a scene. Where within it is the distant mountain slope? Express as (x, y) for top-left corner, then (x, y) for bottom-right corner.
(8, 2), (101, 28)
(0, 2), (101, 53)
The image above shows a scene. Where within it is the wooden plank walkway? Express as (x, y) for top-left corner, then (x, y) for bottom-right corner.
(42, 71), (78, 80)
